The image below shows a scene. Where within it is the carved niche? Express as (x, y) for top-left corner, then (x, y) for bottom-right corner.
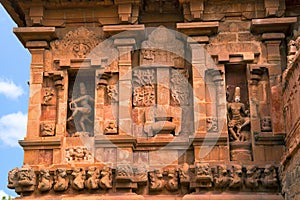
(140, 26), (185, 68)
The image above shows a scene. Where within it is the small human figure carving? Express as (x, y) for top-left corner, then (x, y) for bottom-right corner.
(104, 120), (118, 134)
(17, 166), (36, 187)
(227, 87), (250, 142)
(99, 167), (112, 189)
(67, 82), (94, 132)
(85, 167), (99, 190)
(244, 165), (260, 189)
(7, 168), (18, 189)
(40, 123), (55, 136)
(179, 163), (190, 182)
(38, 169), (52, 192)
(53, 168), (69, 192)
(229, 165), (243, 189)
(71, 168), (85, 190)
(166, 169), (178, 191)
(43, 88), (55, 104)
(261, 165), (278, 188)
(149, 170), (164, 191)
(214, 165), (231, 189)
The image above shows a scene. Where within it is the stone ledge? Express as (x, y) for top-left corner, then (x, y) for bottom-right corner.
(13, 27), (57, 47)
(251, 17), (297, 34)
(182, 193), (284, 200)
(176, 22), (219, 36)
(19, 138), (61, 150)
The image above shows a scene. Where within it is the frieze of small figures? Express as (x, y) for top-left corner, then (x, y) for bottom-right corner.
(7, 164), (281, 195)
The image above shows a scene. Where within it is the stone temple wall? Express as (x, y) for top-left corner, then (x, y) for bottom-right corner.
(1, 0), (300, 199)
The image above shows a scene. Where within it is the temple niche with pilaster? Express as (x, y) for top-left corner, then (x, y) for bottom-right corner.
(2, 0), (300, 199)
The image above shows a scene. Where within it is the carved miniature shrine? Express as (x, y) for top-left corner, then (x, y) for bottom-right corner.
(2, 0), (300, 199)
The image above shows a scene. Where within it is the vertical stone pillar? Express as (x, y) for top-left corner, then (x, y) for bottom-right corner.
(114, 38), (136, 136)
(94, 71), (108, 136)
(52, 71), (66, 137)
(189, 43), (206, 135)
(26, 41), (48, 139)
(262, 33), (285, 135)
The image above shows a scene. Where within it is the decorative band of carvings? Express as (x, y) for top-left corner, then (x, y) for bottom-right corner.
(8, 163), (280, 197)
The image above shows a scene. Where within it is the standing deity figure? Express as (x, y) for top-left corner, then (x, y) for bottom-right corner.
(227, 87), (250, 142)
(67, 82), (94, 132)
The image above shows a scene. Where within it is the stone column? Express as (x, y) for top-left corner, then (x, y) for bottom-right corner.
(189, 42), (207, 136)
(114, 38), (136, 136)
(262, 33), (285, 135)
(26, 41), (48, 139)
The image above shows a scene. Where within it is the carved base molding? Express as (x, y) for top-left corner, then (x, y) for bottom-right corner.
(8, 163), (281, 198)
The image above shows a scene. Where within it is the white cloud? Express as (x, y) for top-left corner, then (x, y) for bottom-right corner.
(0, 190), (10, 198)
(0, 112), (27, 147)
(0, 79), (24, 99)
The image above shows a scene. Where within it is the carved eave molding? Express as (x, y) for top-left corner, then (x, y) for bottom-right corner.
(95, 135), (137, 149)
(136, 137), (191, 151)
(191, 135), (228, 146)
(251, 17), (297, 34)
(13, 27), (57, 47)
(176, 21), (219, 36)
(103, 24), (145, 42)
(19, 138), (61, 150)
(254, 133), (285, 145)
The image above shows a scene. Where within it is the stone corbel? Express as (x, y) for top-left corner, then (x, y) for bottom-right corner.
(180, 0), (204, 22)
(96, 72), (111, 89)
(264, 0), (285, 17)
(44, 71), (64, 90)
(115, 0), (139, 24)
(29, 6), (44, 26)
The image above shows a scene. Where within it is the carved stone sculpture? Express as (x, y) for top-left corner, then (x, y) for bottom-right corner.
(17, 166), (36, 188)
(53, 168), (69, 192)
(85, 167), (99, 190)
(244, 165), (260, 189)
(51, 27), (99, 59)
(40, 122), (55, 136)
(65, 146), (92, 162)
(104, 120), (118, 135)
(67, 82), (94, 133)
(149, 170), (164, 192)
(42, 87), (55, 105)
(107, 85), (118, 102)
(207, 117), (218, 132)
(229, 165), (243, 189)
(261, 165), (278, 189)
(7, 168), (18, 189)
(227, 87), (250, 142)
(133, 69), (155, 107)
(71, 168), (85, 190)
(166, 169), (179, 192)
(99, 167), (112, 189)
(214, 165), (231, 189)
(38, 169), (52, 192)
(170, 69), (190, 106)
(179, 163), (190, 183)
(194, 163), (213, 188)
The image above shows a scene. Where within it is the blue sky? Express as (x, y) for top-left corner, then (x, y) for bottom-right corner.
(0, 4), (30, 197)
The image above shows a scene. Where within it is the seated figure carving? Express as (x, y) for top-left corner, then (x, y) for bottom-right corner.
(227, 87), (250, 142)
